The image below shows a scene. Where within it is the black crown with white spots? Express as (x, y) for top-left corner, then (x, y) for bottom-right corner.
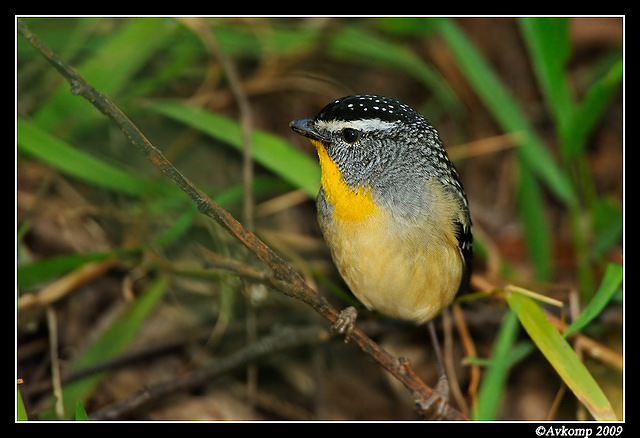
(316, 95), (422, 125)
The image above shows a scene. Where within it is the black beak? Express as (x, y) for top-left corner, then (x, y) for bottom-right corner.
(289, 118), (325, 142)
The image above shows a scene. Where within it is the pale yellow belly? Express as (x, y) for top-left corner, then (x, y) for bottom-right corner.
(322, 210), (463, 325)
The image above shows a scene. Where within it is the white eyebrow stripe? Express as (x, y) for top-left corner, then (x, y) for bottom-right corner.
(315, 118), (398, 133)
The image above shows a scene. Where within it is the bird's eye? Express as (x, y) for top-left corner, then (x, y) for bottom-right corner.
(341, 127), (360, 144)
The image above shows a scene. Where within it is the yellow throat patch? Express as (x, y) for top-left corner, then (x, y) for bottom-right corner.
(311, 139), (379, 222)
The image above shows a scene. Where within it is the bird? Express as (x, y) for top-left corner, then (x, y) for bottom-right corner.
(289, 94), (472, 406)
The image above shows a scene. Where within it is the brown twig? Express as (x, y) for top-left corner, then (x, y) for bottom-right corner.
(89, 325), (332, 420)
(17, 19), (467, 420)
(18, 258), (119, 324)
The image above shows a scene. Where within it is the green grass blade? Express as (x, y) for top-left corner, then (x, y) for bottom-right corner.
(474, 308), (520, 420)
(519, 17), (574, 138)
(17, 387), (29, 421)
(517, 165), (552, 280)
(564, 58), (623, 159)
(17, 251), (128, 291)
(519, 17), (622, 160)
(18, 117), (169, 197)
(564, 263), (623, 337)
(31, 17), (177, 136)
(75, 401), (89, 421)
(435, 18), (575, 206)
(149, 101), (320, 197)
(507, 292), (617, 420)
(590, 196), (623, 259)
